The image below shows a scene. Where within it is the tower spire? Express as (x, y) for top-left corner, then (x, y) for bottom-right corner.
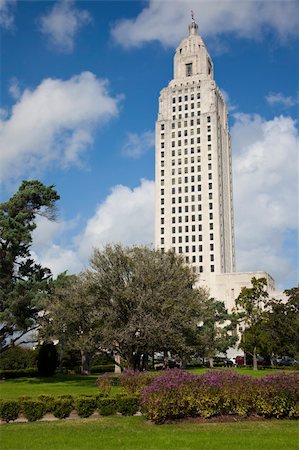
(189, 10), (198, 36)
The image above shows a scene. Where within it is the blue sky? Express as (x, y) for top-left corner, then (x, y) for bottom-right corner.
(0, 0), (298, 290)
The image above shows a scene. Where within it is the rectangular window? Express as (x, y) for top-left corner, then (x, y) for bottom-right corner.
(211, 265), (215, 272)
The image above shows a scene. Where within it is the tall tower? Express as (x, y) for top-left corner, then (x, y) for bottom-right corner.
(155, 17), (235, 286)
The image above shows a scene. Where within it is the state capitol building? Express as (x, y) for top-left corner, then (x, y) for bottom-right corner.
(154, 16), (280, 318)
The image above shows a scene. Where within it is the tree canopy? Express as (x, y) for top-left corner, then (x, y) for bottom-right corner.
(0, 180), (60, 350)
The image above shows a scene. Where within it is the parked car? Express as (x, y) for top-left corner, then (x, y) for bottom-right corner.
(213, 356), (234, 367)
(276, 356), (297, 367)
(235, 355), (245, 366)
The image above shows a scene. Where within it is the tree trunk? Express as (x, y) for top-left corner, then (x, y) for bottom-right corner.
(80, 350), (91, 375)
(253, 346), (258, 371)
(209, 357), (214, 368)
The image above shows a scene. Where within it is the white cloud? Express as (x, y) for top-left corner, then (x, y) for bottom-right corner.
(39, 0), (91, 52)
(232, 114), (299, 287)
(31, 215), (83, 277)
(8, 77), (21, 100)
(122, 130), (154, 158)
(78, 179), (155, 259)
(0, 0), (15, 29)
(111, 0), (299, 49)
(0, 71), (120, 183)
(266, 92), (298, 108)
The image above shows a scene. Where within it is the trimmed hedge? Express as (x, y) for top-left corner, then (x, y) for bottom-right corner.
(52, 398), (73, 419)
(75, 397), (97, 418)
(91, 364), (115, 374)
(0, 368), (38, 379)
(97, 398), (118, 416)
(0, 400), (21, 423)
(22, 400), (47, 422)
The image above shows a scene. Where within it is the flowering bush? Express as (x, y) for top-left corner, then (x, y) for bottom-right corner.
(96, 373), (112, 395)
(120, 369), (155, 394)
(142, 369), (299, 423)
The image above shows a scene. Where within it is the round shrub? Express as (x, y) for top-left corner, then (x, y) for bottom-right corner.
(0, 400), (20, 422)
(22, 400), (46, 422)
(75, 397), (97, 418)
(37, 395), (55, 413)
(52, 399), (73, 419)
(97, 398), (117, 416)
(116, 396), (140, 416)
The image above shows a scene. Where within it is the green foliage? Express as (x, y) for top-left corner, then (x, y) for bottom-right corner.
(120, 369), (155, 394)
(0, 346), (37, 370)
(75, 397), (97, 418)
(91, 364), (115, 374)
(37, 395), (55, 413)
(22, 400), (47, 422)
(0, 368), (38, 379)
(51, 398), (73, 419)
(85, 244), (209, 370)
(0, 180), (60, 350)
(37, 343), (58, 376)
(97, 398), (117, 416)
(0, 400), (20, 422)
(116, 396), (140, 416)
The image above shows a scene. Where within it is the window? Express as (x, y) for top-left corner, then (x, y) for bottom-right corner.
(161, 124), (164, 130)
(208, 135), (211, 141)
(210, 233), (214, 240)
(161, 208), (164, 215)
(199, 266), (203, 273)
(210, 244), (214, 251)
(210, 223), (213, 230)
(161, 238), (164, 245)
(211, 265), (215, 272)
(210, 254), (214, 261)
(161, 228), (164, 234)
(207, 116), (211, 122)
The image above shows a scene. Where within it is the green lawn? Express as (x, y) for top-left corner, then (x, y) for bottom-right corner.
(1, 416), (298, 450)
(0, 368), (292, 400)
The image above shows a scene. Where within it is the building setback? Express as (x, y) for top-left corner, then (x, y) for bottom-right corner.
(155, 17), (278, 317)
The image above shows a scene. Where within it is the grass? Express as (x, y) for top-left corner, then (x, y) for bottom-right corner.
(1, 416), (298, 450)
(0, 368), (292, 400)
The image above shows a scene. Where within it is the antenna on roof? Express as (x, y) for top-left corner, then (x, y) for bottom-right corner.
(191, 10), (195, 22)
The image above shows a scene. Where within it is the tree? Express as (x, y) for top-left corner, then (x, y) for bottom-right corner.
(194, 298), (237, 367)
(84, 244), (209, 370)
(37, 342), (58, 377)
(0, 180), (60, 350)
(233, 277), (269, 370)
(39, 273), (102, 374)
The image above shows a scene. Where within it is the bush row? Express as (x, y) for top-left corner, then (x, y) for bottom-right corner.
(0, 394), (140, 423)
(141, 369), (299, 423)
(0, 369), (38, 379)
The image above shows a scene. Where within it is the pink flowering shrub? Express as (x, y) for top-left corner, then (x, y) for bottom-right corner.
(120, 369), (155, 394)
(141, 369), (299, 423)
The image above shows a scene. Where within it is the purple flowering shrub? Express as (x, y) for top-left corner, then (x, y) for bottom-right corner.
(141, 369), (299, 423)
(120, 369), (155, 394)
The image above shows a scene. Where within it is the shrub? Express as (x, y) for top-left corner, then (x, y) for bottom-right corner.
(91, 364), (115, 374)
(120, 369), (154, 394)
(96, 373), (112, 395)
(75, 397), (97, 418)
(37, 343), (58, 377)
(0, 400), (20, 422)
(0, 347), (37, 370)
(52, 398), (73, 419)
(22, 400), (47, 422)
(116, 396), (140, 416)
(141, 369), (299, 423)
(0, 368), (38, 379)
(37, 395), (55, 413)
(97, 398), (117, 416)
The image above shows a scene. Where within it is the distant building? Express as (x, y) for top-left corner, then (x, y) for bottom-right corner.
(154, 17), (281, 319)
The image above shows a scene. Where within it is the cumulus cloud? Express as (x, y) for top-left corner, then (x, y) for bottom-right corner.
(78, 179), (155, 259)
(39, 0), (91, 52)
(231, 114), (298, 287)
(266, 92), (298, 108)
(31, 215), (83, 277)
(122, 130), (155, 158)
(0, 71), (120, 183)
(8, 77), (21, 100)
(0, 0), (15, 29)
(111, 0), (299, 49)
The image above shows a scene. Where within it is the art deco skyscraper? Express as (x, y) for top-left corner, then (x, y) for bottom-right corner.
(155, 17), (235, 286)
